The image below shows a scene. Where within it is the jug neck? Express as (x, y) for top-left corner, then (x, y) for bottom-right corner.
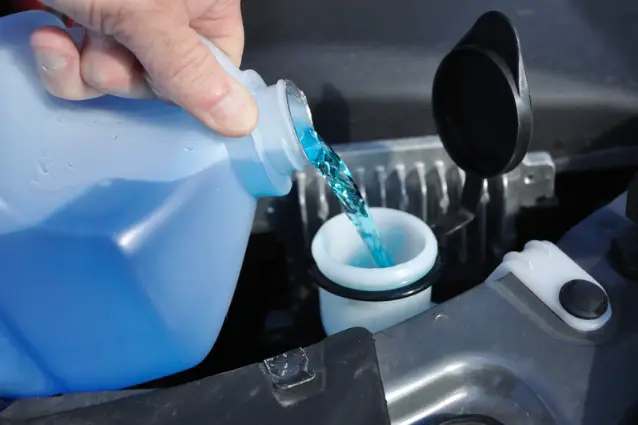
(236, 79), (313, 197)
(192, 40), (313, 196)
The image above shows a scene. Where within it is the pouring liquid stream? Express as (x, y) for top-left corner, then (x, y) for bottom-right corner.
(298, 128), (393, 268)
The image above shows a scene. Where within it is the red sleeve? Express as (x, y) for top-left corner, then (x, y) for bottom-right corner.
(10, 0), (73, 26)
(10, 0), (46, 12)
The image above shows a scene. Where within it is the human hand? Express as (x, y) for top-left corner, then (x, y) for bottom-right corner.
(30, 0), (258, 137)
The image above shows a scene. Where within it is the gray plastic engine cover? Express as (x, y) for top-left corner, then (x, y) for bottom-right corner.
(376, 193), (638, 425)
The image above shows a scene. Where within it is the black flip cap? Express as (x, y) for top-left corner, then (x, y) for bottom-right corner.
(432, 11), (533, 178)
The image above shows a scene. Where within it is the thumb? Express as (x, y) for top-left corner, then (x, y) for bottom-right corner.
(114, 15), (258, 137)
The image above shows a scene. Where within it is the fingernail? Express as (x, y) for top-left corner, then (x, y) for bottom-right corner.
(34, 51), (68, 73)
(207, 81), (258, 136)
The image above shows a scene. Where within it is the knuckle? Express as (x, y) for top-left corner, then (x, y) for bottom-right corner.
(159, 44), (227, 102)
(99, 4), (135, 37)
(164, 44), (208, 84)
(104, 0), (171, 40)
(78, 0), (122, 34)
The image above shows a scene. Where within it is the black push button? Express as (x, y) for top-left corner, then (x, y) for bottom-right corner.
(559, 279), (609, 320)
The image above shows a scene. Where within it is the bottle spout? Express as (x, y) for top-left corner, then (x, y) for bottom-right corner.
(282, 80), (313, 169)
(227, 78), (312, 198)
(285, 81), (313, 139)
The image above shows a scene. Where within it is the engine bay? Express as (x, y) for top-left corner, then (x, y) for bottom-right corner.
(2, 1), (638, 424)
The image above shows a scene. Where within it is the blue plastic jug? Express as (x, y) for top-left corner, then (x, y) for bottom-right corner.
(0, 11), (312, 398)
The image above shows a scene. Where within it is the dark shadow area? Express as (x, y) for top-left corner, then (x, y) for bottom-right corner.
(572, 117), (638, 155)
(241, 0), (638, 163)
(516, 166), (638, 245)
(619, 399), (638, 425)
(570, 1), (638, 78)
(311, 83), (351, 143)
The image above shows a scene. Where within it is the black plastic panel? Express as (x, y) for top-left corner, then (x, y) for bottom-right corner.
(241, 0), (638, 163)
(1, 328), (389, 425)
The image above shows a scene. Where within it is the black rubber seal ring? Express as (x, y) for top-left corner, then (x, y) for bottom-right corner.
(311, 253), (444, 302)
(434, 414), (505, 425)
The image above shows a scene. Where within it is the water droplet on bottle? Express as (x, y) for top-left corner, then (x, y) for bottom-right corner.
(112, 135), (119, 142)
(56, 117), (63, 125)
(184, 146), (194, 152)
(38, 160), (49, 175)
(67, 162), (74, 169)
